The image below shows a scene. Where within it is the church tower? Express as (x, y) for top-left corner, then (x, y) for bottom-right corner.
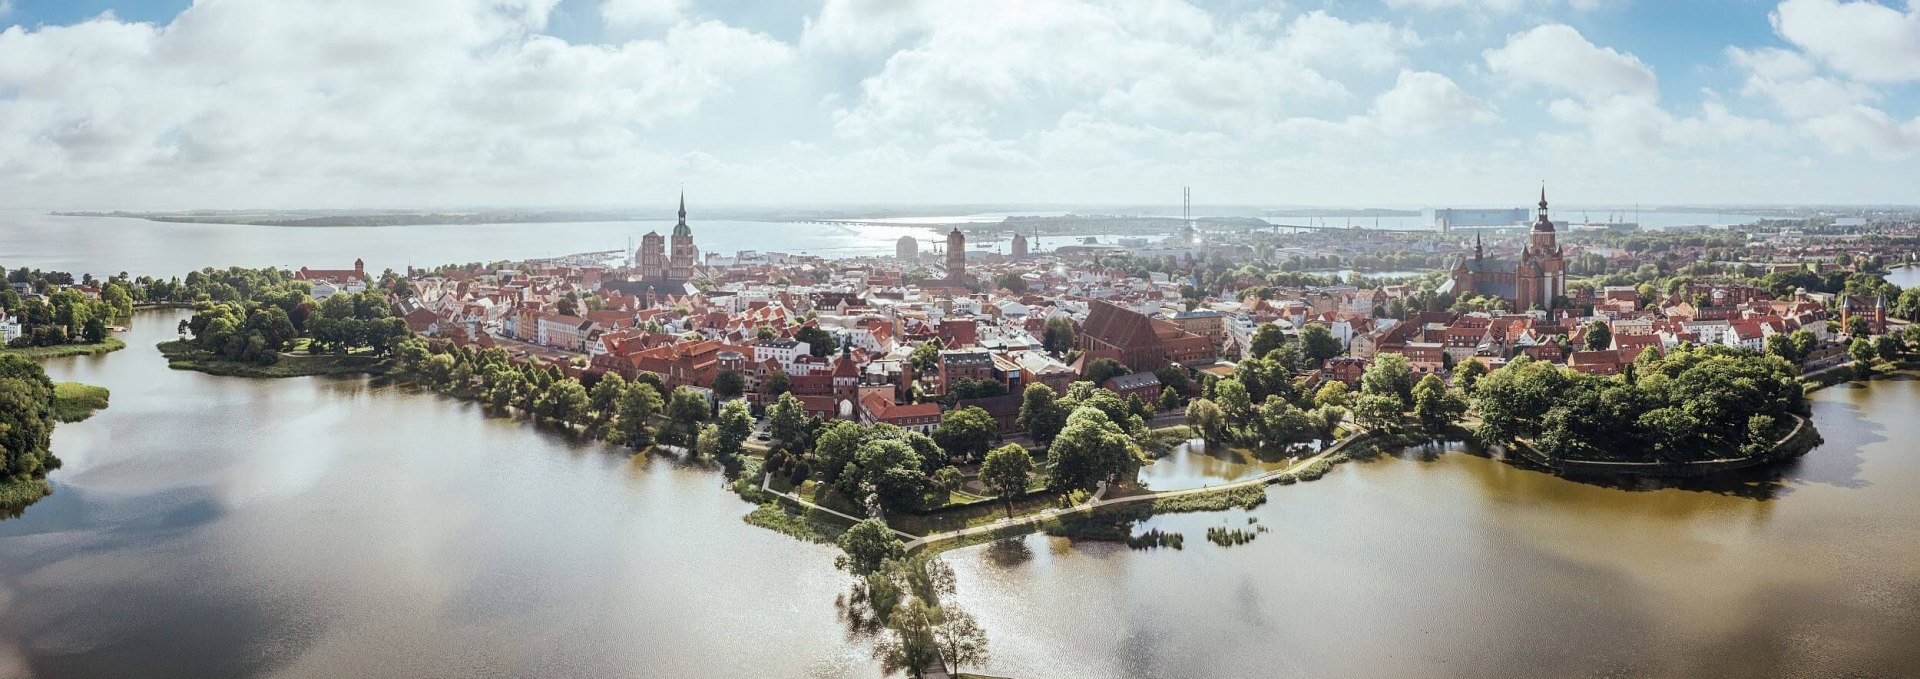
(639, 232), (665, 280)
(1519, 185), (1567, 310)
(946, 227), (967, 283)
(669, 191), (696, 281)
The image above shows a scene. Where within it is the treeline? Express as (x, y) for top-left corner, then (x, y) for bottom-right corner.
(1473, 345), (1808, 463)
(395, 339), (725, 459)
(182, 290), (407, 365)
(0, 355), (61, 507)
(2, 266), (134, 347)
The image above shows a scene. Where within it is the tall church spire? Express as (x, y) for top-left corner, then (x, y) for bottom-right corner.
(672, 190), (691, 238)
(1533, 183), (1554, 233)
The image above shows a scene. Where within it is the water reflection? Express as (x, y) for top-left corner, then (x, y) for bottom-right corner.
(0, 310), (880, 679)
(1135, 440), (1307, 491)
(944, 376), (1920, 679)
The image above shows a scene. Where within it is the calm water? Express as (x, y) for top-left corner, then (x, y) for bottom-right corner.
(946, 379), (1920, 679)
(2, 311), (880, 679)
(1884, 265), (1920, 290)
(0, 210), (935, 277)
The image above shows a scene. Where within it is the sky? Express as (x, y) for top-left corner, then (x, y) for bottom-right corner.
(1, 0), (1918, 210)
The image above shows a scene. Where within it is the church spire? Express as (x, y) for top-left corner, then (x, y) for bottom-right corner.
(672, 189), (691, 238)
(1533, 183), (1555, 233)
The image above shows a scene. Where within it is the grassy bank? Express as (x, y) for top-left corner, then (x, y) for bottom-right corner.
(0, 476), (52, 516)
(0, 337), (126, 359)
(158, 339), (390, 378)
(51, 382), (111, 422)
(744, 502), (851, 544)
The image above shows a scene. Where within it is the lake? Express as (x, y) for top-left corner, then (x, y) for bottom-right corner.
(0, 311), (882, 679)
(943, 379), (1920, 678)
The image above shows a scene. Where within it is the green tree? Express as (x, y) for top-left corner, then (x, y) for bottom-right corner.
(665, 387), (710, 446)
(1046, 407), (1137, 492)
(1583, 320), (1613, 351)
(836, 519), (904, 575)
(909, 339), (942, 375)
(1845, 314), (1870, 338)
(1081, 358), (1130, 387)
(1353, 393), (1403, 433)
(0, 354), (58, 480)
(713, 399), (755, 464)
(1211, 378), (1253, 427)
(535, 379), (590, 426)
(767, 391), (808, 449)
(795, 325), (835, 358)
(610, 381), (662, 449)
(1157, 386), (1182, 412)
(878, 597), (942, 677)
(588, 372), (627, 428)
(1249, 323), (1286, 360)
(1042, 316), (1076, 354)
(1299, 323), (1343, 367)
(1313, 380), (1351, 409)
(815, 420), (869, 484)
(1016, 383), (1067, 443)
(1411, 373), (1465, 436)
(1361, 353), (1414, 407)
(1184, 398), (1228, 444)
(1850, 337), (1877, 375)
(933, 606), (990, 675)
(761, 370), (791, 397)
(933, 406), (997, 462)
(713, 370), (746, 399)
(1452, 358), (1488, 395)
(840, 438), (928, 511)
(979, 444), (1034, 518)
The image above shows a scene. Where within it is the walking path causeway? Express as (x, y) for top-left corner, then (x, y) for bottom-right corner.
(760, 428), (1370, 551)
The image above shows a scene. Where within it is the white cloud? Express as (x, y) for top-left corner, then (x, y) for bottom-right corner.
(1771, 0), (1920, 83)
(1483, 23), (1657, 100)
(0, 0), (791, 206)
(601, 0), (684, 27)
(821, 1), (1417, 149)
(1800, 105), (1920, 157)
(1371, 70), (1499, 134)
(1727, 45), (1920, 158)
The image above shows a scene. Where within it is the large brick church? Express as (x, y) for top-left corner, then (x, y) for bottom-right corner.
(1441, 187), (1568, 311)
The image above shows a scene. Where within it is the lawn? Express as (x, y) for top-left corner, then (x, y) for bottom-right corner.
(51, 382), (111, 422)
(0, 337), (126, 359)
(158, 340), (390, 378)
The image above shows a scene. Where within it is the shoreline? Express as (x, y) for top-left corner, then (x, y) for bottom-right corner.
(156, 339), (392, 378)
(0, 337), (126, 359)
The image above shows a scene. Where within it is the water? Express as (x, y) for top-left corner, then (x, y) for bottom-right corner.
(1, 311), (880, 679)
(1883, 265), (1920, 290)
(943, 379), (1920, 679)
(1136, 441), (1302, 491)
(0, 210), (937, 277)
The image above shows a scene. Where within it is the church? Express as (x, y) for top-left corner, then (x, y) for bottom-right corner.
(606, 193), (700, 299)
(1440, 188), (1568, 311)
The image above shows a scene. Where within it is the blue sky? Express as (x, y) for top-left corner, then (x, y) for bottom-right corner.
(0, 0), (1916, 209)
